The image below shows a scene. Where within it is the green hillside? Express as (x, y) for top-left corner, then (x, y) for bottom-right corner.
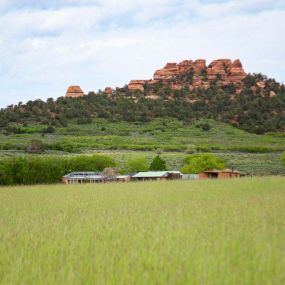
(0, 118), (284, 176)
(1, 118), (285, 153)
(1, 73), (285, 135)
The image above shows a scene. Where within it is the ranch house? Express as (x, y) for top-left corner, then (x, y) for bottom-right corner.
(62, 172), (106, 184)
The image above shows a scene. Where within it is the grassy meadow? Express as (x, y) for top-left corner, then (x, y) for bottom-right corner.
(1, 177), (285, 284)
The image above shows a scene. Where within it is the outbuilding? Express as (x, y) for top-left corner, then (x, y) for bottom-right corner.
(131, 171), (183, 181)
(113, 175), (131, 182)
(199, 169), (241, 179)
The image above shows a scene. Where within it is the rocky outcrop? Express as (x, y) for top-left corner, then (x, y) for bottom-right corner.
(192, 59), (207, 75)
(229, 59), (246, 83)
(207, 59), (231, 80)
(269, 91), (277, 97)
(256, 81), (266, 89)
(128, 58), (247, 92)
(177, 60), (194, 73)
(65, 86), (84, 98)
(104, 87), (112, 95)
(128, 80), (149, 92)
(154, 63), (179, 80)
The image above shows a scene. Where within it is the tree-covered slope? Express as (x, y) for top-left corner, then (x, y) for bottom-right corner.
(0, 72), (284, 135)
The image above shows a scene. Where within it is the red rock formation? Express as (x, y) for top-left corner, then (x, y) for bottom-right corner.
(177, 60), (194, 73)
(104, 87), (112, 95)
(148, 79), (159, 85)
(193, 59), (207, 75)
(127, 58), (247, 92)
(154, 62), (179, 80)
(256, 81), (266, 89)
(269, 91), (276, 97)
(128, 80), (148, 92)
(207, 59), (232, 80)
(65, 86), (84, 98)
(170, 83), (183, 90)
(229, 59), (246, 83)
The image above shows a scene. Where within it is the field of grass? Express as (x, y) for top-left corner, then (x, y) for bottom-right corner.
(1, 177), (285, 284)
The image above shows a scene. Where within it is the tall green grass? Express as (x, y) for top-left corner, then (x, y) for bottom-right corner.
(1, 178), (285, 284)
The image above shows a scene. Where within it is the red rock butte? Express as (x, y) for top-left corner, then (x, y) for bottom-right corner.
(65, 86), (84, 98)
(128, 59), (247, 92)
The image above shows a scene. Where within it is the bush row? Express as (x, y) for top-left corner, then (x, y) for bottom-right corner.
(0, 141), (283, 154)
(0, 155), (115, 185)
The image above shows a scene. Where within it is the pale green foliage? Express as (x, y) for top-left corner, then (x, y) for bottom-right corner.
(127, 157), (148, 172)
(181, 153), (225, 174)
(185, 144), (196, 154)
(156, 148), (163, 155)
(102, 167), (118, 178)
(0, 178), (285, 284)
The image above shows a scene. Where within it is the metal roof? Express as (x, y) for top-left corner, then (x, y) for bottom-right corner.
(116, 175), (130, 179)
(63, 172), (105, 180)
(132, 171), (169, 178)
(132, 171), (182, 178)
(203, 169), (240, 174)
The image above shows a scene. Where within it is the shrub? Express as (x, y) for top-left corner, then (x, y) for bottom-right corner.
(195, 123), (212, 131)
(127, 157), (148, 173)
(77, 117), (92, 125)
(26, 139), (44, 154)
(156, 148), (163, 155)
(201, 123), (212, 131)
(103, 167), (118, 178)
(281, 152), (285, 167)
(45, 125), (55, 134)
(186, 144), (196, 154)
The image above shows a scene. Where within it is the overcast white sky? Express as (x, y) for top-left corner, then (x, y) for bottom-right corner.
(0, 0), (284, 107)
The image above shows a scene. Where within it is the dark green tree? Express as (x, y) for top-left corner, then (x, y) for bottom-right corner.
(149, 155), (167, 171)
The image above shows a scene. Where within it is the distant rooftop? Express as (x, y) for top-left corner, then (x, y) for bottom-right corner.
(203, 169), (241, 173)
(63, 172), (105, 180)
(132, 171), (182, 178)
